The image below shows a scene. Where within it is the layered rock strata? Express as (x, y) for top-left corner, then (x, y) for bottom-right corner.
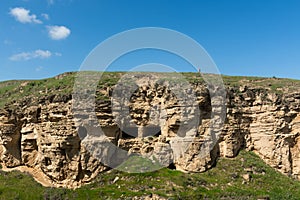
(0, 75), (300, 187)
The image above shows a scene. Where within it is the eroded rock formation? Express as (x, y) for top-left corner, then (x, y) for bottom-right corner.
(0, 74), (300, 188)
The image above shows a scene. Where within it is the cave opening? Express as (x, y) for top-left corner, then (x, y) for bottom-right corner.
(120, 126), (162, 139)
(121, 127), (138, 139)
(143, 126), (161, 137)
(168, 163), (176, 170)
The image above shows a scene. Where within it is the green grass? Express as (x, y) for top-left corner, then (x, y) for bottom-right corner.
(1, 150), (300, 199)
(115, 155), (163, 173)
(0, 72), (76, 108)
(1, 72), (300, 108)
(221, 75), (300, 94)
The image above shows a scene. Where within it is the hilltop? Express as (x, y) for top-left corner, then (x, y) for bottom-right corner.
(0, 71), (299, 108)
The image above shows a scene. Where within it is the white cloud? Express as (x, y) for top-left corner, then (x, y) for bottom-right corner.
(9, 50), (52, 61)
(9, 7), (42, 24)
(47, 25), (71, 40)
(41, 13), (50, 20)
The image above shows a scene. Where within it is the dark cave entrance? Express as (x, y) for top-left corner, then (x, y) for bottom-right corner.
(142, 126), (161, 137)
(121, 127), (138, 139)
(120, 126), (162, 139)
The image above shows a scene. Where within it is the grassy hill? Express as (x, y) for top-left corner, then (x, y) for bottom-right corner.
(1, 72), (300, 199)
(1, 71), (300, 108)
(1, 150), (300, 199)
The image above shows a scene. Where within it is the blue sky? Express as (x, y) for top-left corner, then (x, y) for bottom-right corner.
(1, 0), (300, 81)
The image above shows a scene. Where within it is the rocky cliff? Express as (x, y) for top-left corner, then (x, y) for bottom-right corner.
(0, 72), (300, 188)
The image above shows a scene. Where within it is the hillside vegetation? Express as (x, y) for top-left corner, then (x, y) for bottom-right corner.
(0, 71), (300, 108)
(1, 150), (300, 199)
(1, 72), (300, 199)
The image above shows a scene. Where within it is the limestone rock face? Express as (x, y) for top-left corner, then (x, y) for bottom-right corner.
(1, 74), (300, 188)
(0, 112), (22, 167)
(223, 88), (300, 179)
(0, 98), (107, 188)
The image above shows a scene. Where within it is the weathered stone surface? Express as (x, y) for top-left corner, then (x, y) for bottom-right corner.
(1, 75), (300, 188)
